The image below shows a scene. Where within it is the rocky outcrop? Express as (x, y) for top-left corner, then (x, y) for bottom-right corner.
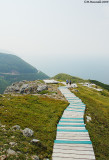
(22, 128), (34, 137)
(37, 85), (48, 92)
(4, 80), (66, 100)
(4, 80), (48, 94)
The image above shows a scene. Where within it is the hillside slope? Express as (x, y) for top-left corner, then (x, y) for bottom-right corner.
(0, 84), (68, 159)
(90, 79), (109, 91)
(0, 53), (38, 74)
(53, 73), (85, 83)
(0, 53), (49, 93)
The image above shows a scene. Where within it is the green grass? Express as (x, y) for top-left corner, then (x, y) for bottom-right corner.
(71, 85), (109, 160)
(0, 95), (68, 159)
(53, 73), (85, 83)
(0, 77), (10, 94)
(90, 79), (109, 91)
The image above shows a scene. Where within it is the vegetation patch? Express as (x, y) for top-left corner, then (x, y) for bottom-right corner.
(90, 79), (109, 91)
(53, 73), (86, 83)
(0, 94), (68, 159)
(0, 53), (49, 94)
(71, 85), (109, 160)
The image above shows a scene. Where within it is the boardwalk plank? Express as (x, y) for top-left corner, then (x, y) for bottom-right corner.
(52, 87), (95, 160)
(52, 153), (95, 159)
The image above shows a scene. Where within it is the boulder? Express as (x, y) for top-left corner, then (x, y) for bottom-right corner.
(31, 139), (40, 143)
(1, 125), (6, 128)
(86, 116), (92, 122)
(22, 128), (34, 137)
(37, 85), (48, 92)
(31, 155), (39, 160)
(0, 155), (7, 160)
(4, 80), (38, 94)
(7, 149), (16, 155)
(9, 142), (17, 146)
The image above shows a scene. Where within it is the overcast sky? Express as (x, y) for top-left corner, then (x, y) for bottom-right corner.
(0, 0), (109, 84)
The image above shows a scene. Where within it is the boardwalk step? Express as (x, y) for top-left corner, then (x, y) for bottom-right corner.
(57, 129), (88, 132)
(57, 124), (85, 127)
(52, 86), (95, 159)
(59, 121), (84, 123)
(61, 117), (83, 120)
(54, 140), (92, 144)
(53, 149), (94, 154)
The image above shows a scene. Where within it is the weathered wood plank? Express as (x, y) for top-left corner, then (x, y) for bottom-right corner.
(56, 137), (90, 140)
(52, 87), (95, 160)
(53, 145), (93, 150)
(52, 157), (95, 160)
(57, 127), (86, 130)
(53, 149), (94, 154)
(52, 153), (95, 159)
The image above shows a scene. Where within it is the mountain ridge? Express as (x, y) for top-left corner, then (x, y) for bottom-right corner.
(0, 53), (38, 74)
(0, 53), (49, 93)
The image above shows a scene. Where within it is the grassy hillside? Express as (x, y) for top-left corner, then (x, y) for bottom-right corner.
(0, 72), (49, 94)
(0, 53), (37, 74)
(53, 73), (85, 83)
(0, 72), (49, 84)
(0, 94), (68, 159)
(0, 53), (49, 93)
(0, 77), (10, 94)
(71, 85), (109, 160)
(90, 80), (109, 91)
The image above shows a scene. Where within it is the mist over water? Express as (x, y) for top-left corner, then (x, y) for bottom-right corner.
(0, 0), (109, 84)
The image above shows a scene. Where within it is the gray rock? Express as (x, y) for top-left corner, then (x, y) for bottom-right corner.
(31, 139), (40, 143)
(20, 84), (29, 93)
(86, 116), (92, 122)
(9, 142), (17, 146)
(7, 149), (16, 155)
(23, 128), (34, 137)
(74, 89), (79, 92)
(4, 80), (39, 94)
(1, 125), (6, 128)
(2, 128), (6, 131)
(0, 155), (7, 160)
(11, 125), (20, 130)
(31, 155), (39, 160)
(14, 86), (20, 91)
(11, 136), (15, 139)
(37, 85), (48, 92)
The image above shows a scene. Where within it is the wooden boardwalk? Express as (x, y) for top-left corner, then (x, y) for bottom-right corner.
(52, 87), (95, 160)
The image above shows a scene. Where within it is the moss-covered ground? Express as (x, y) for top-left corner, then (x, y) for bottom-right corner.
(71, 85), (109, 160)
(0, 94), (68, 159)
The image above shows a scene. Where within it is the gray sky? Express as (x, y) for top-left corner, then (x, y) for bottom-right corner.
(0, 0), (109, 84)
